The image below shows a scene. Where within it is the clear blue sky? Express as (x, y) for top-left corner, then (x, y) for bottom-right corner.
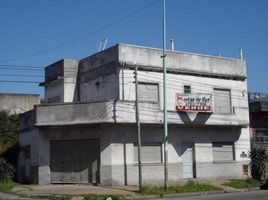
(0, 0), (267, 96)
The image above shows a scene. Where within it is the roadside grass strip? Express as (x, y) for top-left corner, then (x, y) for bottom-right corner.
(223, 179), (260, 189)
(139, 181), (223, 195)
(83, 194), (123, 200)
(0, 182), (17, 193)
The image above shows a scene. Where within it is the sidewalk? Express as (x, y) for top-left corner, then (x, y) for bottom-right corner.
(0, 191), (32, 200)
(12, 184), (138, 197)
(11, 179), (260, 199)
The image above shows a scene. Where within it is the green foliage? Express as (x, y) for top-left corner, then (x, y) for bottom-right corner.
(84, 194), (122, 200)
(260, 179), (268, 189)
(0, 110), (19, 148)
(139, 181), (222, 195)
(0, 158), (15, 182)
(249, 146), (268, 181)
(45, 195), (72, 200)
(0, 110), (19, 181)
(223, 179), (260, 189)
(0, 181), (17, 192)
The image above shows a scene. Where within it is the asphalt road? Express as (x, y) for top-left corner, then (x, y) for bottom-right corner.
(158, 190), (268, 200)
(0, 192), (31, 200)
(1, 190), (268, 200)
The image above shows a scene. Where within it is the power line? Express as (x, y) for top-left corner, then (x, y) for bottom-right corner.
(0, 70), (252, 101)
(0, 74), (44, 78)
(0, 66), (44, 71)
(0, 64), (43, 68)
(0, 80), (40, 84)
(0, 0), (160, 63)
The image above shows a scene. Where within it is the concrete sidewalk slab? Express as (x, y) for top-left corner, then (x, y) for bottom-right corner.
(0, 191), (32, 200)
(11, 179), (260, 199)
(12, 185), (138, 197)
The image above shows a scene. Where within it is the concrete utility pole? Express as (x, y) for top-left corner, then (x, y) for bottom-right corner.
(162, 0), (168, 189)
(135, 65), (143, 191)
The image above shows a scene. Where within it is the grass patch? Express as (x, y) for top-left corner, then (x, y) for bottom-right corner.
(0, 182), (17, 193)
(84, 194), (123, 200)
(223, 179), (260, 189)
(35, 195), (73, 200)
(139, 181), (223, 195)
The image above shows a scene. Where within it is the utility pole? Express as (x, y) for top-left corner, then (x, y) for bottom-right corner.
(135, 65), (142, 191)
(162, 0), (168, 189)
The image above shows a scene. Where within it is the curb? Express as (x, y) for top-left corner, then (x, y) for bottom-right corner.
(8, 187), (261, 200)
(125, 188), (261, 200)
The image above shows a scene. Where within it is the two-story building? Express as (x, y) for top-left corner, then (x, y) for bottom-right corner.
(249, 92), (268, 151)
(19, 44), (250, 185)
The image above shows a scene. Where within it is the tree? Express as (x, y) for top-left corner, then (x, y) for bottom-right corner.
(0, 110), (19, 181)
(0, 158), (15, 182)
(249, 146), (268, 181)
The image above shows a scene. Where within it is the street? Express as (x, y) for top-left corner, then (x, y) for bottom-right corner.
(0, 192), (31, 200)
(158, 190), (268, 200)
(1, 190), (268, 200)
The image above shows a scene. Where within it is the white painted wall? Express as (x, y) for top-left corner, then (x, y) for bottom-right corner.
(119, 69), (248, 116)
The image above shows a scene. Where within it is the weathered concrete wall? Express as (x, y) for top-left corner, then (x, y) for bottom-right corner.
(44, 59), (78, 103)
(0, 93), (40, 114)
(28, 124), (249, 185)
(18, 128), (39, 183)
(120, 69), (249, 110)
(63, 59), (79, 102)
(107, 125), (249, 185)
(35, 101), (114, 126)
(45, 81), (64, 103)
(34, 100), (248, 127)
(78, 46), (119, 102)
(118, 44), (246, 78)
(79, 73), (119, 102)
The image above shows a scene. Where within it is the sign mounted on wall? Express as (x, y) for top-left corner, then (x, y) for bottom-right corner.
(175, 93), (212, 112)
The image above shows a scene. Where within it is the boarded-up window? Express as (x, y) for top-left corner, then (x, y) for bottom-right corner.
(134, 143), (162, 163)
(213, 142), (234, 162)
(138, 82), (159, 103)
(214, 88), (231, 113)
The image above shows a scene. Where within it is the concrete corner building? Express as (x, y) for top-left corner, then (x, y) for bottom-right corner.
(19, 44), (251, 185)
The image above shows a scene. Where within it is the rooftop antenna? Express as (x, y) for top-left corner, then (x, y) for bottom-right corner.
(98, 38), (108, 52)
(239, 48), (243, 60)
(170, 39), (175, 51)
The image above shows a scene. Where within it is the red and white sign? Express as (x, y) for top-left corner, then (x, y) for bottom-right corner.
(175, 93), (212, 112)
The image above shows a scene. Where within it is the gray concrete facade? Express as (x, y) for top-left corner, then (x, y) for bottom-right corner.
(19, 44), (250, 185)
(0, 93), (40, 114)
(19, 124), (249, 185)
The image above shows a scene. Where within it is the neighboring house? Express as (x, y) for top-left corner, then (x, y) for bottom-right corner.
(249, 92), (268, 151)
(0, 93), (40, 114)
(19, 44), (250, 185)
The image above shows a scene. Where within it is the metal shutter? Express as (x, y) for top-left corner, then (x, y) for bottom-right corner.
(138, 83), (159, 102)
(134, 143), (162, 163)
(213, 142), (234, 162)
(214, 89), (231, 113)
(50, 139), (99, 183)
